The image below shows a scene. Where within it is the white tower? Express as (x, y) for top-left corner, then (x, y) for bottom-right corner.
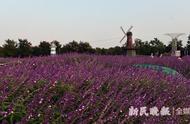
(165, 33), (185, 56)
(51, 43), (56, 56)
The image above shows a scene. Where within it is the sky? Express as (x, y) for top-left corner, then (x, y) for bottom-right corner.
(0, 0), (190, 48)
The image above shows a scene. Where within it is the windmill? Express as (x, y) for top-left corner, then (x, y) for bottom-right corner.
(120, 26), (136, 56)
(120, 26), (133, 48)
(165, 33), (185, 56)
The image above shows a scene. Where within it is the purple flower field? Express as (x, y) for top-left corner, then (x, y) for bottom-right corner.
(1, 54), (190, 124)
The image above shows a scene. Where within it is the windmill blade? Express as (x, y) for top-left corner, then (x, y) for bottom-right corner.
(165, 33), (185, 39)
(120, 35), (126, 43)
(120, 26), (127, 35)
(127, 26), (133, 32)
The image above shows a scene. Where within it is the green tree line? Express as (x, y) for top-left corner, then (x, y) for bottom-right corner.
(0, 35), (190, 57)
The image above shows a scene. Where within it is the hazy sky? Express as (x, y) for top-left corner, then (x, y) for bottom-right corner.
(0, 0), (190, 48)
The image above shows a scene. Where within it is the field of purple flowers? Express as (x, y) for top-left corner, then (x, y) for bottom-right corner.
(1, 54), (190, 124)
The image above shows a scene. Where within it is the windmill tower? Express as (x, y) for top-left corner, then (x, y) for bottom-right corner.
(165, 33), (185, 56)
(120, 26), (136, 56)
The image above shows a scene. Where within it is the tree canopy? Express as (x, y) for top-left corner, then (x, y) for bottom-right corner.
(0, 36), (190, 57)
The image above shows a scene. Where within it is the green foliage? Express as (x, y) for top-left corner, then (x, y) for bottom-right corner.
(136, 38), (165, 55)
(2, 39), (18, 57)
(39, 41), (51, 56)
(78, 42), (94, 53)
(52, 82), (75, 103)
(61, 41), (94, 54)
(166, 40), (183, 53)
(32, 46), (41, 56)
(149, 38), (165, 54)
(0, 80), (47, 123)
(0, 37), (190, 57)
(61, 41), (79, 53)
(136, 40), (152, 55)
(186, 34), (190, 55)
(97, 82), (110, 96)
(0, 80), (75, 123)
(107, 46), (126, 55)
(51, 107), (64, 124)
(18, 39), (32, 57)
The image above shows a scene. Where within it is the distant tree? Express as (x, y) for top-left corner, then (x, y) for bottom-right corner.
(143, 41), (152, 55)
(107, 46), (124, 55)
(39, 41), (51, 56)
(0, 47), (4, 57)
(32, 46), (41, 56)
(187, 35), (190, 50)
(165, 43), (172, 53)
(51, 40), (62, 54)
(177, 40), (185, 57)
(107, 47), (114, 55)
(95, 48), (102, 55)
(135, 39), (144, 55)
(149, 38), (165, 55)
(18, 39), (32, 57)
(134, 38), (143, 48)
(135, 40), (152, 55)
(100, 48), (108, 55)
(95, 48), (108, 55)
(2, 37), (187, 57)
(2, 39), (18, 57)
(184, 35), (190, 55)
(61, 41), (79, 53)
(188, 34), (190, 44)
(166, 40), (183, 53)
(78, 42), (94, 53)
(177, 40), (183, 50)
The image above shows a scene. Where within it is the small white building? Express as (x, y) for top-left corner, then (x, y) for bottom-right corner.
(51, 43), (56, 55)
(175, 50), (181, 57)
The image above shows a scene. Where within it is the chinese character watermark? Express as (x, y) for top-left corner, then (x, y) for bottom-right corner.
(128, 106), (190, 117)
